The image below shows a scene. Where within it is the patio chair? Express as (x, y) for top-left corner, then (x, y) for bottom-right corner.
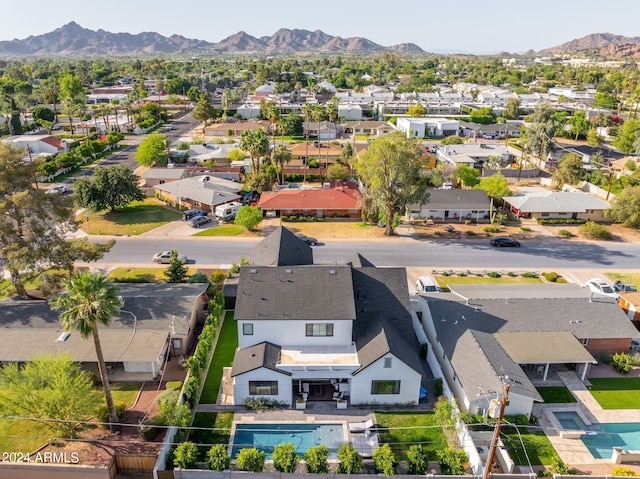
(348, 418), (374, 434)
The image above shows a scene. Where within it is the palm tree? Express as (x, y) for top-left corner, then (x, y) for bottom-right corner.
(49, 272), (122, 431)
(302, 103), (315, 183)
(326, 98), (339, 177)
(272, 144), (292, 185)
(240, 128), (269, 175)
(313, 105), (326, 178)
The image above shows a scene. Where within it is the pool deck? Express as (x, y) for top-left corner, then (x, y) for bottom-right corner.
(533, 369), (640, 471)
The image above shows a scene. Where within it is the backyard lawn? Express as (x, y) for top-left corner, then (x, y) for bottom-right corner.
(78, 198), (181, 235)
(200, 312), (238, 404)
(189, 412), (234, 459)
(588, 378), (640, 409)
(375, 411), (448, 461)
(536, 386), (577, 404)
(111, 382), (143, 408)
(502, 429), (556, 466)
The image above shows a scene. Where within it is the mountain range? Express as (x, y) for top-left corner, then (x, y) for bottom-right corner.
(0, 22), (424, 56)
(535, 33), (640, 58)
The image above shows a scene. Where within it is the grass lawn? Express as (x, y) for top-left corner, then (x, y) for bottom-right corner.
(375, 411), (448, 461)
(189, 412), (234, 459)
(110, 382), (143, 408)
(435, 276), (543, 288)
(194, 224), (251, 237)
(536, 386), (577, 404)
(107, 267), (198, 283)
(606, 273), (640, 289)
(200, 312), (238, 404)
(587, 378), (640, 409)
(78, 198), (181, 235)
(0, 419), (52, 453)
(502, 429), (556, 466)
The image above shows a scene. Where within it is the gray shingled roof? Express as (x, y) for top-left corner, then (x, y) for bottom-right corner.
(234, 266), (356, 321)
(503, 191), (610, 213)
(449, 283), (591, 300)
(250, 226), (313, 266)
(142, 168), (187, 179)
(417, 189), (491, 210)
(231, 342), (290, 377)
(155, 176), (241, 207)
(345, 253), (375, 268)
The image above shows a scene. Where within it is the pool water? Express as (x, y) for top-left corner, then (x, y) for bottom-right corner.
(230, 423), (344, 459)
(553, 411), (589, 431)
(581, 423), (640, 459)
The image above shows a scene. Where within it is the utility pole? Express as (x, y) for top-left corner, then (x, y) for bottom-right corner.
(483, 380), (510, 479)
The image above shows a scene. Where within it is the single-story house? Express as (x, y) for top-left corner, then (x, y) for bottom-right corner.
(302, 121), (343, 141)
(286, 142), (343, 167)
(458, 121), (522, 140)
(188, 144), (238, 166)
(503, 190), (611, 221)
(396, 118), (459, 138)
(257, 182), (362, 218)
(548, 143), (626, 166)
(611, 156), (640, 178)
(409, 189), (492, 222)
(205, 120), (271, 137)
(229, 227), (427, 407)
(141, 167), (189, 187)
(342, 121), (396, 137)
(3, 134), (67, 160)
(413, 283), (639, 418)
(155, 175), (242, 213)
(0, 283), (208, 381)
(437, 144), (514, 168)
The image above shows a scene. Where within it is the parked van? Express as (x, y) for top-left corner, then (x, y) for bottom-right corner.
(182, 209), (207, 221)
(416, 276), (440, 293)
(214, 202), (243, 222)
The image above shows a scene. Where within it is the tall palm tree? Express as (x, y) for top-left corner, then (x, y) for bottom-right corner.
(240, 128), (269, 175)
(326, 98), (339, 177)
(49, 272), (122, 431)
(302, 103), (315, 183)
(273, 144), (292, 185)
(313, 105), (326, 178)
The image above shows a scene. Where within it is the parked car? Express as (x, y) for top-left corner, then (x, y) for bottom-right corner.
(490, 237), (521, 247)
(188, 215), (212, 228)
(47, 184), (67, 194)
(614, 281), (638, 293)
(182, 209), (207, 221)
(296, 234), (318, 246)
(584, 278), (619, 299)
(416, 276), (440, 293)
(152, 251), (188, 264)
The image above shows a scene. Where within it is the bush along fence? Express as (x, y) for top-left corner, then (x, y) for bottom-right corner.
(155, 290), (225, 472)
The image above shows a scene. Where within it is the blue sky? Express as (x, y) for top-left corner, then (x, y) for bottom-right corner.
(3, 0), (640, 54)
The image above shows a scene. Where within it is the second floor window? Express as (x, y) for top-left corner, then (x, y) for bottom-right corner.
(306, 323), (334, 337)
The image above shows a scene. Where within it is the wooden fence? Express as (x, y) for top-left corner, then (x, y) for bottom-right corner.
(115, 453), (158, 473)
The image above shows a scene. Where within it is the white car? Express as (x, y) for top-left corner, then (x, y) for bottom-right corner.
(47, 184), (67, 194)
(584, 278), (619, 299)
(152, 251), (188, 264)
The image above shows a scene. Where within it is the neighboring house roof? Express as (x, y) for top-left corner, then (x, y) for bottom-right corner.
(250, 226), (313, 266)
(288, 142), (342, 158)
(142, 168), (188, 180)
(235, 265), (356, 321)
(417, 189), (491, 210)
(345, 253), (375, 268)
(458, 121), (521, 135)
(257, 186), (362, 211)
(189, 144), (233, 161)
(205, 120), (270, 135)
(155, 176), (241, 206)
(231, 341), (290, 377)
(503, 191), (610, 213)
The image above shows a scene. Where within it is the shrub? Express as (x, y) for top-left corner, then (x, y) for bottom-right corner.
(611, 466), (639, 476)
(507, 272), (516, 277)
(578, 221), (612, 240)
(420, 342), (429, 357)
(174, 442), (199, 469)
(542, 272), (559, 282)
(373, 443), (397, 476)
(537, 218), (586, 225)
(166, 381), (182, 390)
(304, 445), (329, 474)
(558, 229), (575, 238)
(612, 352), (633, 374)
(337, 444), (363, 474)
(457, 272), (467, 277)
(522, 272), (538, 278)
(273, 442), (300, 473)
(466, 230), (476, 235)
(188, 272), (209, 283)
(137, 423), (158, 440)
(407, 444), (430, 474)
(236, 448), (265, 472)
(244, 397), (284, 411)
(487, 271), (501, 278)
(556, 277), (568, 283)
(484, 225), (501, 234)
(520, 226), (532, 232)
(206, 444), (230, 471)
(434, 378), (443, 397)
(97, 402), (127, 427)
(436, 447), (468, 475)
(550, 455), (569, 474)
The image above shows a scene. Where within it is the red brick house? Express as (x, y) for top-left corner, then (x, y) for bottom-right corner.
(257, 183), (362, 218)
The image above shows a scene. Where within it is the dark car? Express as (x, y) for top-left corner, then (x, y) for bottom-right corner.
(490, 236), (521, 247)
(614, 281), (638, 293)
(188, 215), (212, 228)
(296, 234), (318, 246)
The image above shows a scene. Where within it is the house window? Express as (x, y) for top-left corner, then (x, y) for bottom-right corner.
(194, 201), (200, 207)
(541, 212), (549, 217)
(371, 380), (400, 395)
(249, 381), (278, 395)
(384, 357), (392, 368)
(173, 339), (181, 349)
(306, 323), (334, 337)
(243, 323), (253, 335)
(582, 338), (589, 346)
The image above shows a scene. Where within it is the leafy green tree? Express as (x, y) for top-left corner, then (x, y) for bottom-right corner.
(436, 447), (468, 475)
(174, 442), (199, 469)
(228, 148), (246, 162)
(105, 130), (124, 149)
(612, 119), (640, 153)
(59, 73), (86, 135)
(236, 448), (266, 472)
(0, 352), (101, 438)
(578, 221), (612, 240)
(272, 442), (300, 473)
(455, 164), (480, 187)
(49, 273), (122, 431)
(304, 445), (329, 474)
(475, 173), (511, 201)
(164, 249), (189, 283)
(135, 132), (168, 167)
(354, 131), (429, 235)
(234, 206), (263, 231)
(0, 143), (112, 297)
(469, 107), (495, 125)
(569, 111), (590, 141)
(74, 165), (144, 212)
(154, 390), (191, 427)
(373, 443), (397, 476)
(240, 127), (269, 175)
(587, 127), (604, 148)
(327, 162), (350, 181)
(246, 161), (277, 193)
(165, 78), (192, 95)
(606, 186), (640, 227)
(337, 444), (363, 474)
(407, 444), (430, 475)
(553, 153), (585, 188)
(193, 94), (217, 133)
(407, 103), (427, 117)
(441, 135), (464, 145)
(207, 444), (230, 471)
(504, 98), (521, 119)
(32, 105), (55, 123)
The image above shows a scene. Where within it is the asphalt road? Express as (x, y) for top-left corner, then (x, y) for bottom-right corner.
(95, 236), (640, 271)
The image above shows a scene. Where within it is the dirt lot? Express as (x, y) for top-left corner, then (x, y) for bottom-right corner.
(543, 223), (640, 244)
(412, 221), (537, 241)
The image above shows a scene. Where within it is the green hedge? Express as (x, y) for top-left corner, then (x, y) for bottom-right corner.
(537, 218), (586, 225)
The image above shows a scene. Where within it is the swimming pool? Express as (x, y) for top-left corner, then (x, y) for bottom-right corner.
(230, 423), (345, 459)
(581, 423), (640, 459)
(553, 411), (589, 431)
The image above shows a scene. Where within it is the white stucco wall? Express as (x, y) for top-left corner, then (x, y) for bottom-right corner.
(350, 355), (421, 405)
(237, 319), (353, 349)
(233, 367), (291, 405)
